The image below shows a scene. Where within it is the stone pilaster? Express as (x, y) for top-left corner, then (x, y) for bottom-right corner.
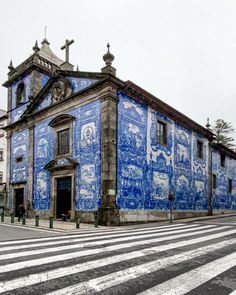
(27, 123), (34, 216)
(6, 131), (12, 212)
(98, 88), (119, 225)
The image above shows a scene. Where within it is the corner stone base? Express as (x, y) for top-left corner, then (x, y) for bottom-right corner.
(119, 210), (210, 224)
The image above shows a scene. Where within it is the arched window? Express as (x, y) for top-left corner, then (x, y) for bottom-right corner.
(16, 83), (26, 106)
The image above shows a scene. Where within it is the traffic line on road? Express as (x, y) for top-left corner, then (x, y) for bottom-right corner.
(0, 223), (188, 246)
(0, 229), (235, 293)
(0, 223), (200, 252)
(42, 239), (236, 295)
(138, 252), (236, 295)
(0, 224), (218, 260)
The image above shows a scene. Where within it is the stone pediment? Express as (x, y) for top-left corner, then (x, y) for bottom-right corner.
(44, 157), (78, 172)
(21, 73), (104, 117)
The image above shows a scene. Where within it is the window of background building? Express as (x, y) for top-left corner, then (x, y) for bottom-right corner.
(212, 174), (216, 190)
(157, 120), (167, 145)
(0, 173), (3, 184)
(228, 178), (232, 194)
(0, 151), (3, 161)
(220, 154), (226, 167)
(197, 140), (203, 159)
(57, 128), (70, 155)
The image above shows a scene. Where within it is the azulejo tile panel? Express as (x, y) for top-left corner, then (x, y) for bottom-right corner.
(117, 92), (209, 212)
(10, 130), (29, 184)
(33, 120), (54, 210)
(10, 130), (29, 208)
(32, 100), (101, 211)
(73, 100), (101, 211)
(117, 92), (147, 210)
(212, 150), (236, 210)
(66, 77), (97, 94)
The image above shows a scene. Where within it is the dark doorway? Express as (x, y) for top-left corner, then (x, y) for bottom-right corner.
(56, 177), (71, 218)
(15, 188), (24, 216)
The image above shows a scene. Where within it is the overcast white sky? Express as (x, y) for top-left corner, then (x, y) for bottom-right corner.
(1, 0), (236, 139)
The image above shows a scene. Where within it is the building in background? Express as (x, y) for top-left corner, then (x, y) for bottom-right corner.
(0, 109), (7, 212)
(2, 39), (236, 224)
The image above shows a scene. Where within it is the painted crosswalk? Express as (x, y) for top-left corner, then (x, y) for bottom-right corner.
(0, 222), (235, 294)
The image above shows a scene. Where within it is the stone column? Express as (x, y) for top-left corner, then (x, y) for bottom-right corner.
(27, 123), (34, 216)
(98, 87), (120, 225)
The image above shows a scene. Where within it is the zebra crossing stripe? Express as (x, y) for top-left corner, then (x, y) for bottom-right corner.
(0, 224), (218, 260)
(228, 290), (236, 295)
(0, 229), (236, 292)
(43, 239), (236, 295)
(0, 223), (200, 252)
(0, 223), (188, 246)
(138, 252), (236, 295)
(0, 226), (233, 274)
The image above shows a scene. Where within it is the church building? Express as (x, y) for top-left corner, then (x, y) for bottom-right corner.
(3, 38), (236, 224)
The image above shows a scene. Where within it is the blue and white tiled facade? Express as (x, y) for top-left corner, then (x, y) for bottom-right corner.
(66, 77), (97, 94)
(6, 48), (236, 222)
(73, 101), (101, 211)
(118, 92), (210, 213)
(10, 129), (29, 184)
(212, 151), (236, 210)
(32, 100), (101, 212)
(33, 120), (54, 210)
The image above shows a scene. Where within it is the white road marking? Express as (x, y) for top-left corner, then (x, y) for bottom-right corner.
(0, 225), (216, 260)
(0, 231), (235, 293)
(0, 226), (233, 274)
(228, 290), (236, 295)
(139, 252), (236, 295)
(0, 223), (188, 246)
(0, 224), (199, 252)
(43, 240), (236, 295)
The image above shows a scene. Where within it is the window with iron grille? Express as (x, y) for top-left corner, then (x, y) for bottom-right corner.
(57, 128), (70, 155)
(197, 140), (203, 159)
(157, 120), (167, 145)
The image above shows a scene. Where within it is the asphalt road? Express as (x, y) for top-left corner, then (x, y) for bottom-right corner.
(0, 223), (60, 241)
(0, 216), (235, 294)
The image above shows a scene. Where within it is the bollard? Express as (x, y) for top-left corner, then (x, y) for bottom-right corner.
(95, 214), (98, 228)
(10, 213), (14, 223)
(22, 213), (26, 225)
(49, 217), (53, 229)
(1, 212), (4, 222)
(76, 217), (80, 229)
(35, 215), (39, 227)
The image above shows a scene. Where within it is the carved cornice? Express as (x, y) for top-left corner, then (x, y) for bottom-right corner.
(44, 157), (78, 172)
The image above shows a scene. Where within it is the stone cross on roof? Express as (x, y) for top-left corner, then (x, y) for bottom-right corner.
(60, 39), (74, 63)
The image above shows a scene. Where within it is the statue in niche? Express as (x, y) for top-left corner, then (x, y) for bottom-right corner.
(51, 79), (72, 103)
